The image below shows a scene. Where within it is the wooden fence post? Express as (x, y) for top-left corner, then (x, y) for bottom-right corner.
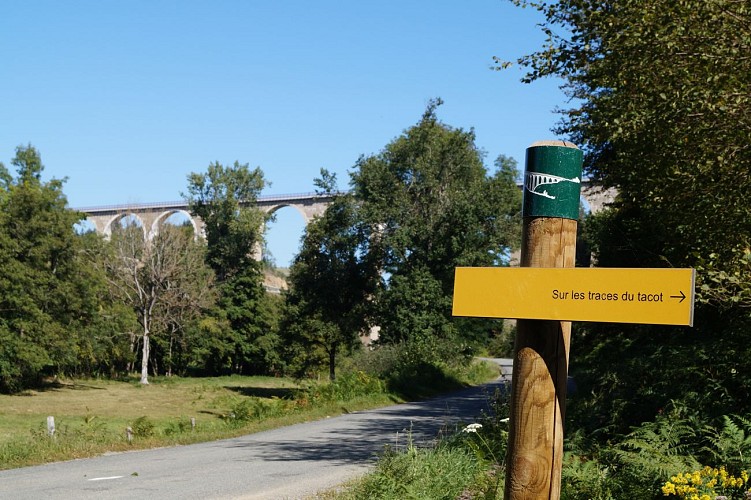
(504, 141), (583, 499)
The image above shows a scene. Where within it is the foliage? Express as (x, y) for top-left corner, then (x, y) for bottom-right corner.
(304, 371), (385, 403)
(452, 388), (510, 468)
(557, 409), (751, 499)
(281, 103), (521, 378)
(184, 161), (280, 375)
(608, 411), (702, 494)
(75, 232), (138, 377)
(339, 444), (487, 500)
(213, 268), (282, 375)
(560, 454), (616, 500)
(345, 340), (491, 399)
(703, 415), (751, 474)
(351, 99), (521, 354)
(485, 322), (516, 358)
(281, 172), (376, 380)
(222, 396), (289, 426)
(503, 0), (751, 447)
(184, 161), (267, 281)
(129, 416), (155, 438)
(0, 146), (110, 392)
(501, 0), (750, 291)
(698, 248), (751, 311)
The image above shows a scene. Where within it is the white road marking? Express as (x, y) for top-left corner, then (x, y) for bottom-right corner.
(87, 476), (124, 481)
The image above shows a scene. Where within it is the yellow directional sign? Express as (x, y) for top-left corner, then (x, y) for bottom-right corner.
(453, 267), (695, 326)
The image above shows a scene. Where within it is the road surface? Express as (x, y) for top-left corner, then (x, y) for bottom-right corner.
(0, 360), (512, 499)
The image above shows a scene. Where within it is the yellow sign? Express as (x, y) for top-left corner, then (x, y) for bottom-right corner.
(453, 267), (695, 326)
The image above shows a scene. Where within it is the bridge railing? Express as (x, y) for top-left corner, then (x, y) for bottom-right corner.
(75, 191), (339, 214)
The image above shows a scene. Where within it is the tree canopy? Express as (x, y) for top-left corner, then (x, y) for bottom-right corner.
(184, 161), (267, 281)
(503, 0), (751, 434)
(0, 146), (103, 390)
(185, 161), (279, 375)
(502, 0), (750, 298)
(282, 174), (375, 380)
(352, 100), (522, 350)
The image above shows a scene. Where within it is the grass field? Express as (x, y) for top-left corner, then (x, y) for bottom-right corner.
(0, 374), (398, 470)
(0, 359), (500, 471)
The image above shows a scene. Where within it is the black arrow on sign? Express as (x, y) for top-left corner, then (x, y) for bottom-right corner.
(670, 291), (687, 303)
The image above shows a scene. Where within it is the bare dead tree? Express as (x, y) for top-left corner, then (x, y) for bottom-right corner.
(104, 222), (215, 384)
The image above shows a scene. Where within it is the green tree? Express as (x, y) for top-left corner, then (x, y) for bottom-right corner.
(184, 161), (279, 374)
(502, 0), (750, 301)
(184, 161), (267, 280)
(281, 171), (376, 380)
(0, 146), (103, 391)
(504, 0), (751, 432)
(72, 230), (138, 378)
(351, 100), (522, 352)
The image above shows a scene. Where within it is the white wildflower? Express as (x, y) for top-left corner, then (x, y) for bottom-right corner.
(462, 423), (483, 433)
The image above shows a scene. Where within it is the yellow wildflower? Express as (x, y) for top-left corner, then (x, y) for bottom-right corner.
(661, 481), (676, 495)
(690, 471), (702, 485)
(673, 473), (687, 484)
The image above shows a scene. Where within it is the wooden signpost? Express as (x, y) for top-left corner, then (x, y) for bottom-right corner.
(452, 141), (695, 499)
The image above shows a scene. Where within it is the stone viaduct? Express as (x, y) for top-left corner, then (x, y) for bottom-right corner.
(78, 182), (614, 244)
(80, 192), (336, 243)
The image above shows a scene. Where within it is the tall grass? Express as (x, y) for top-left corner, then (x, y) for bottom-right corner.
(338, 443), (489, 500)
(332, 386), (510, 500)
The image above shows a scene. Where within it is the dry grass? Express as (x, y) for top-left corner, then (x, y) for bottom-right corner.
(0, 375), (396, 469)
(0, 376), (296, 438)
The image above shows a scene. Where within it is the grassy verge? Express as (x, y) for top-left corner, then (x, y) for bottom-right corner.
(0, 358), (499, 471)
(0, 372), (397, 470)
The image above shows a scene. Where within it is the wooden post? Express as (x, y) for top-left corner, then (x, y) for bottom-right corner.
(47, 416), (55, 437)
(505, 141), (583, 499)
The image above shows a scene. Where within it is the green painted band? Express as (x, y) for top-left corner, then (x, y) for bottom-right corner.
(522, 144), (583, 219)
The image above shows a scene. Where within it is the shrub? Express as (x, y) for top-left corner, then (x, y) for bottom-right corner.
(486, 322), (516, 358)
(129, 416), (154, 438)
(163, 418), (192, 436)
(348, 341), (477, 399)
(305, 371), (384, 403)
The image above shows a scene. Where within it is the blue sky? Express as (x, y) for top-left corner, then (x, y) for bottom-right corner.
(1, 1), (566, 267)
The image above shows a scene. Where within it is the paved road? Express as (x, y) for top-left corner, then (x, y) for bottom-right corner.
(0, 361), (512, 499)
